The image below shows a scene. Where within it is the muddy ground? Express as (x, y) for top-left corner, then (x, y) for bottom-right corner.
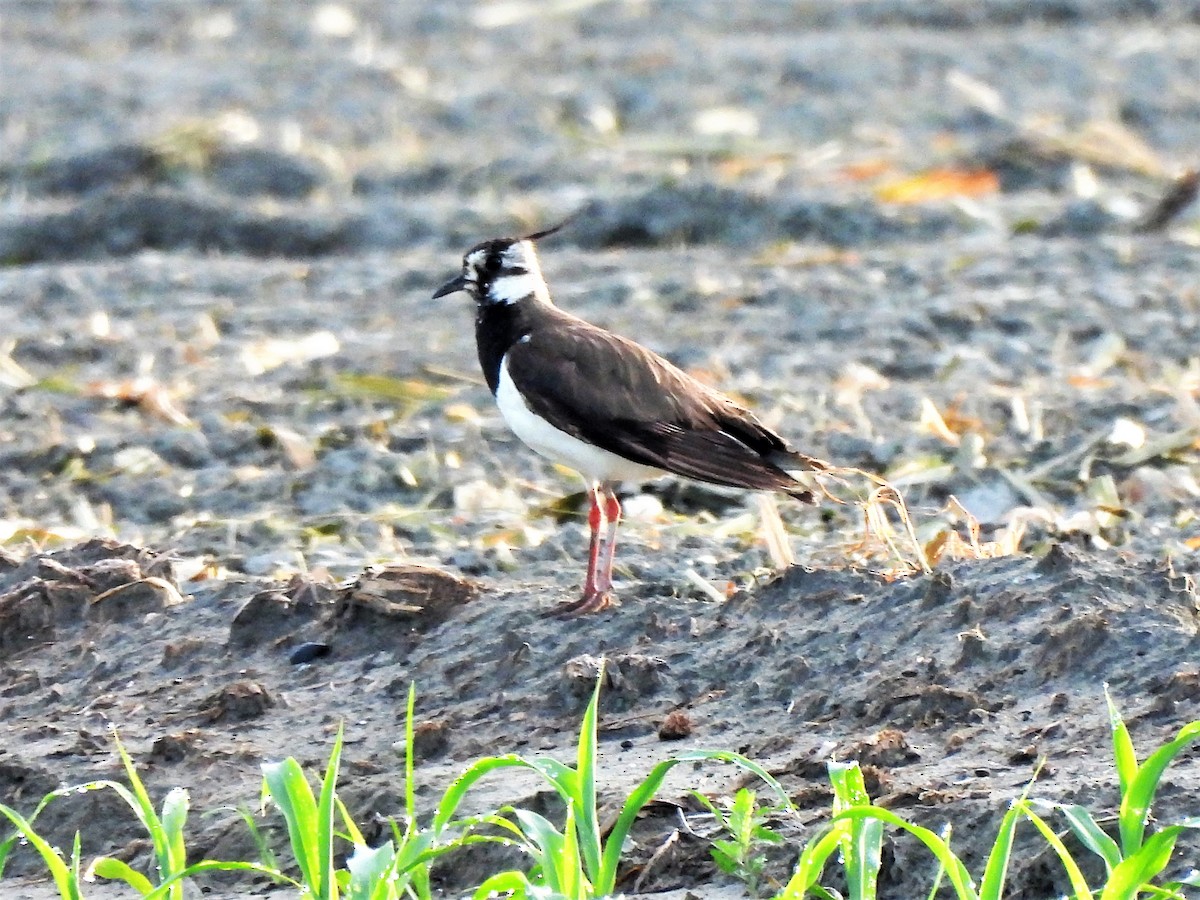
(3, 1), (1200, 897)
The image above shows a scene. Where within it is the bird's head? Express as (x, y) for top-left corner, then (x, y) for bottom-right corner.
(432, 219), (571, 307)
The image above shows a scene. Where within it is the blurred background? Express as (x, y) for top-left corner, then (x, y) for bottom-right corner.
(1, 0), (1199, 573)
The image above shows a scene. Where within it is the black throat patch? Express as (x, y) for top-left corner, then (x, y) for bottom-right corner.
(476, 301), (536, 394)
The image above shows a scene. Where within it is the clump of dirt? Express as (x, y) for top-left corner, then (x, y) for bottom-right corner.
(2, 538), (1199, 896)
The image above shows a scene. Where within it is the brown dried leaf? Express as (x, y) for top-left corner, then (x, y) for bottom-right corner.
(757, 494), (795, 569)
(876, 168), (999, 204)
(86, 377), (191, 425)
(0, 341), (35, 389)
(1047, 119), (1167, 179)
(444, 402), (482, 424)
(268, 426), (317, 470)
(918, 398), (961, 446)
(241, 331), (339, 375)
(926, 497), (1026, 566)
(839, 159), (894, 181)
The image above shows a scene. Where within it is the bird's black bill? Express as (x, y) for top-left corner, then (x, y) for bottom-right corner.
(432, 274), (468, 299)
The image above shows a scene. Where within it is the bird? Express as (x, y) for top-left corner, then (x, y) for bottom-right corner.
(432, 221), (825, 615)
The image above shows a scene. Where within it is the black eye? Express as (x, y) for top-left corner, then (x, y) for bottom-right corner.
(483, 253), (502, 275)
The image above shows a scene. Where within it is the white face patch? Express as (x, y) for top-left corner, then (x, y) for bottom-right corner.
(488, 271), (547, 305)
(467, 240), (553, 306)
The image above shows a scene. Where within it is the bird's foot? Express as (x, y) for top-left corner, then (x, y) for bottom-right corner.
(541, 589), (617, 618)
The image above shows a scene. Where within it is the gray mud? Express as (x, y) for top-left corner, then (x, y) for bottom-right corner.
(2, 1), (1200, 898)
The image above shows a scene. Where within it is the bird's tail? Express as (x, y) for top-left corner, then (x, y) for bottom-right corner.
(769, 449), (829, 504)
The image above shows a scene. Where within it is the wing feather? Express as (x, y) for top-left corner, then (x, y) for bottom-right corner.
(505, 318), (817, 498)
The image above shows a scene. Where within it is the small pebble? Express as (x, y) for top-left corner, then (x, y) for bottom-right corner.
(289, 641), (332, 664)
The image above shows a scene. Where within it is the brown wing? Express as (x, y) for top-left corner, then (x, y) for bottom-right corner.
(505, 318), (817, 497)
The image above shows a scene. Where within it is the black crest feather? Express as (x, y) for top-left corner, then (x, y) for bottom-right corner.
(522, 211), (579, 243)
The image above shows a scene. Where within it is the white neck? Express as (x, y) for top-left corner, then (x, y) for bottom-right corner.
(489, 270), (552, 306)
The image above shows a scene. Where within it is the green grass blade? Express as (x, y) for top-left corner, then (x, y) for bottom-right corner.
(142, 859), (298, 899)
(573, 670), (603, 884)
(111, 733), (182, 895)
(433, 756), (537, 832)
(1047, 802), (1123, 874)
(69, 831), (82, 892)
(560, 802), (585, 899)
(979, 769), (1052, 900)
(525, 758), (580, 794)
(463, 811), (529, 844)
(160, 786), (189, 892)
(828, 762), (870, 808)
(0, 831), (13, 878)
(1120, 721), (1200, 854)
(596, 756), (690, 893)
(0, 804), (83, 900)
(1014, 801), (1095, 900)
(690, 790), (724, 820)
(849, 816), (885, 900)
(336, 796), (368, 847)
(775, 826), (843, 899)
(1162, 867), (1200, 892)
(1101, 826), (1186, 900)
(474, 870), (535, 900)
(828, 762), (882, 900)
(0, 786), (74, 878)
(405, 683), (418, 824)
(7, 776), (190, 896)
(1105, 687), (1140, 851)
(88, 856), (156, 894)
(833, 807), (978, 900)
(924, 827), (950, 900)
(95, 741), (198, 900)
(344, 840), (397, 900)
(976, 804), (1020, 900)
(211, 804), (278, 870)
(393, 688), (439, 900)
(512, 808), (567, 893)
(112, 732), (161, 829)
(0, 828), (16, 877)
(690, 751), (795, 812)
(388, 828), (438, 887)
(434, 755), (577, 833)
(317, 725), (346, 900)
(598, 749), (792, 894)
(262, 757), (321, 894)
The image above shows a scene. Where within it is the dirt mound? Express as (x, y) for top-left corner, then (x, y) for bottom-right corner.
(2, 538), (1198, 895)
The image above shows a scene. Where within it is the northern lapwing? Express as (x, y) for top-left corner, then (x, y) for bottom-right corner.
(432, 223), (824, 615)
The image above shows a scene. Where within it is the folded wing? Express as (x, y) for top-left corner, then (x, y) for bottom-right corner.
(506, 317), (820, 499)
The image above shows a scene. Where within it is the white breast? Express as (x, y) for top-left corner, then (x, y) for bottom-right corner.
(495, 353), (664, 484)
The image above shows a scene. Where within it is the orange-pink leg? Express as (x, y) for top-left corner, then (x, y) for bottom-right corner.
(545, 483), (620, 617)
(582, 484), (606, 599)
(592, 487), (622, 595)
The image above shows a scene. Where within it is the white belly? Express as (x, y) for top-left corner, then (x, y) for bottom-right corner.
(495, 355), (663, 484)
